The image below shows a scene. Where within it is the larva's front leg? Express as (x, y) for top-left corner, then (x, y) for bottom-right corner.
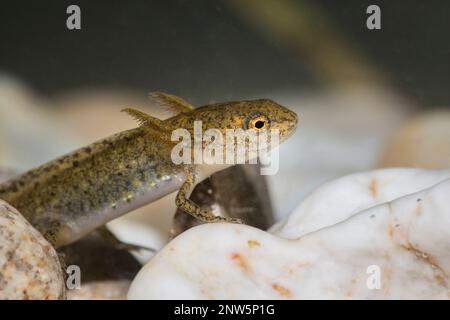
(175, 166), (243, 224)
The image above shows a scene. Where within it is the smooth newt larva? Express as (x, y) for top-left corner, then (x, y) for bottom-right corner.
(0, 92), (298, 248)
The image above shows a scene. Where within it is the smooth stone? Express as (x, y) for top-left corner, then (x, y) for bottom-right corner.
(0, 200), (65, 299)
(271, 168), (450, 238)
(128, 170), (450, 299)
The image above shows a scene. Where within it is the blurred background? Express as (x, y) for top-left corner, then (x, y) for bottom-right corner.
(1, 0), (450, 103)
(0, 0), (449, 257)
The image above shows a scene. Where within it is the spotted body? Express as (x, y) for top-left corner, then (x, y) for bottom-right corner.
(0, 93), (298, 248)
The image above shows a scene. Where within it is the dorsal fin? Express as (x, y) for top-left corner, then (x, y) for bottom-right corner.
(149, 92), (194, 115)
(121, 108), (164, 130)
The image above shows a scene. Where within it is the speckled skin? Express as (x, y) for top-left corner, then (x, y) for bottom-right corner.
(164, 99), (297, 140)
(0, 96), (297, 248)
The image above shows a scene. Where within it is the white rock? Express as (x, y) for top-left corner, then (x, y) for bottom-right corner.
(271, 168), (450, 238)
(128, 169), (450, 299)
(0, 200), (65, 299)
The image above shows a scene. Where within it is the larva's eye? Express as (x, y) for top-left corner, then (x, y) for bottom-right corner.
(255, 120), (265, 129)
(245, 113), (270, 131)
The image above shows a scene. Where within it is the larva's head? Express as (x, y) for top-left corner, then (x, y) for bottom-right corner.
(166, 98), (298, 144)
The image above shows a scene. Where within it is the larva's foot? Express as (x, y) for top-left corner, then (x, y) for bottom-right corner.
(208, 215), (244, 224)
(222, 217), (244, 224)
